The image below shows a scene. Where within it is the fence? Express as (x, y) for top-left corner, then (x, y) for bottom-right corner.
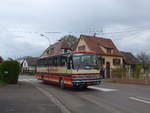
(111, 66), (150, 85)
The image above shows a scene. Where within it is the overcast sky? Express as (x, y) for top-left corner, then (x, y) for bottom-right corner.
(0, 0), (150, 59)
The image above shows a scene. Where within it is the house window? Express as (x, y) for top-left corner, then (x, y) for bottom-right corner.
(101, 58), (105, 65)
(113, 59), (121, 65)
(60, 55), (67, 66)
(47, 50), (50, 54)
(107, 48), (112, 54)
(50, 48), (54, 54)
(78, 45), (85, 50)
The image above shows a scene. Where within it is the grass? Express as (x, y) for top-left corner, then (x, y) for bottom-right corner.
(0, 80), (7, 85)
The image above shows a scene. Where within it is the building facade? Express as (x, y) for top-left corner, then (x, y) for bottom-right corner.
(75, 35), (123, 78)
(40, 40), (71, 58)
(17, 57), (38, 74)
(121, 51), (139, 78)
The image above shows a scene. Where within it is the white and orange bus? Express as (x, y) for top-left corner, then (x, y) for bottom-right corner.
(36, 51), (101, 88)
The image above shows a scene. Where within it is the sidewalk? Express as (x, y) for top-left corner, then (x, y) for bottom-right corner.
(0, 81), (61, 113)
(106, 78), (150, 85)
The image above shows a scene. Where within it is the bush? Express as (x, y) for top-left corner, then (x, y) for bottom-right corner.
(133, 64), (142, 79)
(0, 60), (21, 84)
(112, 66), (124, 78)
(0, 62), (3, 80)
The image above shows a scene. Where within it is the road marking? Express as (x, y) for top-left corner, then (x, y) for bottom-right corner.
(129, 97), (150, 104)
(89, 86), (118, 92)
(19, 79), (37, 82)
(34, 85), (71, 113)
(137, 97), (150, 101)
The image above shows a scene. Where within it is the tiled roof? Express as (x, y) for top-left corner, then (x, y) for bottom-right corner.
(79, 35), (123, 57)
(121, 51), (139, 65)
(41, 40), (70, 57)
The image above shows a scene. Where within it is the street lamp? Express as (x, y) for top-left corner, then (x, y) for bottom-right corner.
(40, 34), (51, 45)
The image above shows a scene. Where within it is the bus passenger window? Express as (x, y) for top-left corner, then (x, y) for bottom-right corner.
(48, 58), (52, 67)
(60, 55), (67, 67)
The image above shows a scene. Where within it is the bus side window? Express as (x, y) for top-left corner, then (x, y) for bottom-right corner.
(54, 57), (56, 66)
(51, 57), (54, 67)
(61, 55), (67, 67)
(41, 59), (44, 67)
(57, 56), (61, 66)
(37, 60), (41, 67)
(67, 55), (71, 69)
(44, 58), (48, 67)
(48, 58), (52, 67)
(56, 56), (60, 66)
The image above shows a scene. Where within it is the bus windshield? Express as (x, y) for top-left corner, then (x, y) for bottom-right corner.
(72, 53), (99, 70)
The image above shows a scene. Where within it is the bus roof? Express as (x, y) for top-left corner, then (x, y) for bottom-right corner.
(66, 50), (96, 54)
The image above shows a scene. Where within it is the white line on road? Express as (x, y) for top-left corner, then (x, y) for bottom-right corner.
(129, 97), (150, 104)
(19, 79), (37, 82)
(34, 85), (71, 113)
(89, 86), (118, 92)
(137, 97), (150, 101)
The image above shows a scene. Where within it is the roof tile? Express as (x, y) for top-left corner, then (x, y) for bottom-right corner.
(80, 35), (123, 57)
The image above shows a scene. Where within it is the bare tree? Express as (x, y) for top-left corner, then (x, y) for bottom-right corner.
(59, 35), (78, 51)
(136, 52), (150, 73)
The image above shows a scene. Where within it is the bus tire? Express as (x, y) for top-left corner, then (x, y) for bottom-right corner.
(60, 78), (65, 89)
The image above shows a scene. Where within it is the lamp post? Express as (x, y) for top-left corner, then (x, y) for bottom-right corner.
(40, 34), (51, 45)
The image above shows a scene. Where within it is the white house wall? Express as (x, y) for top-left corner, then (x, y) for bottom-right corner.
(75, 38), (90, 51)
(101, 56), (123, 69)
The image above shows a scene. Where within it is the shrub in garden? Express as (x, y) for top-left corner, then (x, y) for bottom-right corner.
(0, 56), (3, 63)
(133, 64), (142, 79)
(112, 66), (124, 78)
(0, 60), (21, 84)
(0, 63), (2, 80)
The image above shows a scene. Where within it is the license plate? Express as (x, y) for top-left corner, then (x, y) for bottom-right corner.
(87, 82), (92, 85)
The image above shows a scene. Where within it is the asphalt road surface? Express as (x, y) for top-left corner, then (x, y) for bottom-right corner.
(0, 77), (61, 113)
(17, 75), (150, 113)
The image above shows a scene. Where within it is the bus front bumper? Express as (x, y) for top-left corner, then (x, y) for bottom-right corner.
(72, 79), (101, 86)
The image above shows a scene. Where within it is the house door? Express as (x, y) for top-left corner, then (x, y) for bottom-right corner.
(106, 62), (110, 78)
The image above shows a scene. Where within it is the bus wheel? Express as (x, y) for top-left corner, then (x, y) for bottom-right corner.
(60, 79), (65, 89)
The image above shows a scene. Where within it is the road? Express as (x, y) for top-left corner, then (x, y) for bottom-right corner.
(0, 77), (62, 113)
(19, 75), (150, 113)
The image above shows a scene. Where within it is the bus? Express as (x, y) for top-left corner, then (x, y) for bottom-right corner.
(35, 51), (101, 88)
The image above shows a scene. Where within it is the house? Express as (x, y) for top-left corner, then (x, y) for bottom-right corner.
(0, 56), (3, 63)
(17, 57), (38, 74)
(75, 35), (123, 78)
(40, 40), (71, 58)
(121, 51), (139, 77)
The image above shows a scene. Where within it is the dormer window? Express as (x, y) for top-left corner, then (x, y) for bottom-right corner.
(51, 48), (54, 51)
(107, 48), (112, 54)
(47, 50), (50, 54)
(78, 45), (85, 50)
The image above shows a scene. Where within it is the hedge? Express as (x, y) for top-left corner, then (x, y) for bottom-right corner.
(112, 66), (124, 78)
(133, 64), (142, 79)
(0, 60), (21, 84)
